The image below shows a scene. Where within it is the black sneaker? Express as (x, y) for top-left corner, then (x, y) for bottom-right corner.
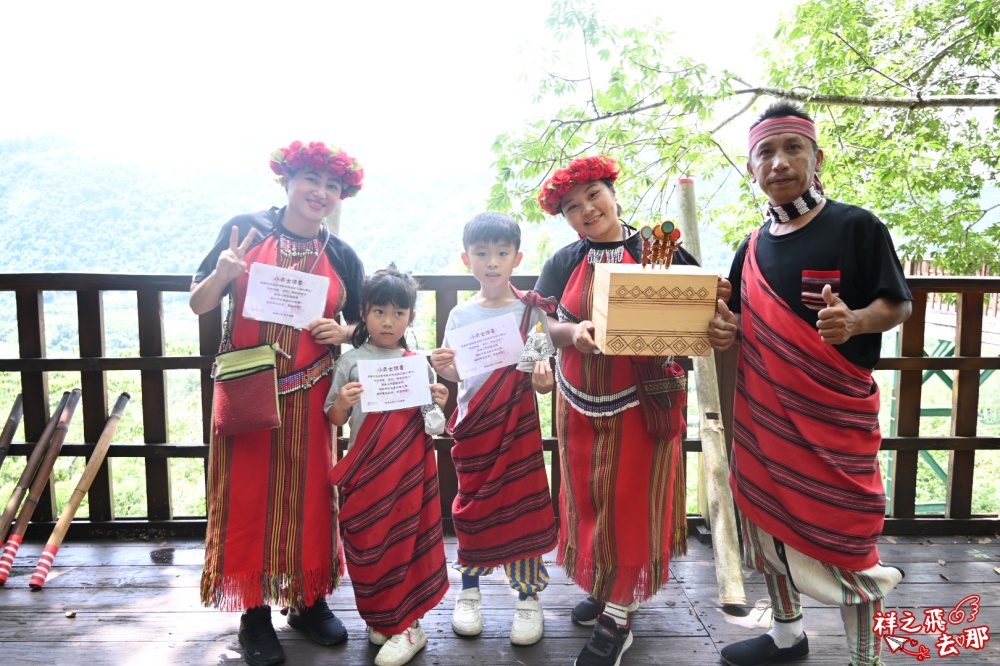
(285, 597), (348, 646)
(571, 596), (606, 626)
(239, 606), (285, 666)
(574, 614), (633, 666)
(720, 633), (809, 666)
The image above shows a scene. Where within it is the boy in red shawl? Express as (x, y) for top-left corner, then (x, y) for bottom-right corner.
(430, 212), (559, 647)
(709, 101), (913, 666)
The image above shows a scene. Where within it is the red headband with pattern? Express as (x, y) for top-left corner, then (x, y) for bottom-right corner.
(537, 154), (621, 216)
(748, 116), (817, 154)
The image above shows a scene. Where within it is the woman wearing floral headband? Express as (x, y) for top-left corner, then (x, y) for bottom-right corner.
(534, 155), (721, 666)
(191, 141), (366, 666)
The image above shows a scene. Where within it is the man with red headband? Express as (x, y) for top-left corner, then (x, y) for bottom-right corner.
(709, 102), (912, 666)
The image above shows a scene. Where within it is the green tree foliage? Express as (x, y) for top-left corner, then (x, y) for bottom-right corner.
(489, 0), (1000, 273)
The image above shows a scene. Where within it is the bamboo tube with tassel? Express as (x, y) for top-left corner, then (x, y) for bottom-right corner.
(29, 392), (130, 589)
(0, 389), (81, 585)
(676, 177), (746, 606)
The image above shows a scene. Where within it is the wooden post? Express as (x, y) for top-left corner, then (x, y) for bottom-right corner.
(676, 178), (745, 606)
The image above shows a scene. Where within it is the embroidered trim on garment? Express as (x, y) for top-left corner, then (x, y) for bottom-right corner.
(557, 302), (582, 325)
(277, 352), (335, 395)
(767, 186), (824, 225)
(555, 360), (639, 417)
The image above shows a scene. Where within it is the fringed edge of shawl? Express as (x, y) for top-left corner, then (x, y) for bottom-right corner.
(200, 566), (338, 612)
(558, 544), (672, 606)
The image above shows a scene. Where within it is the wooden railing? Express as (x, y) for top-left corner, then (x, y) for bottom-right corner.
(1, 272), (998, 539)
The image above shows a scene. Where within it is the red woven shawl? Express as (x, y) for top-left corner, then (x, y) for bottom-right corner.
(329, 392), (448, 634)
(448, 356), (557, 566)
(731, 229), (886, 570)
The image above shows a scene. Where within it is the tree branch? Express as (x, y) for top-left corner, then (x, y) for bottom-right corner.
(823, 27), (913, 93)
(547, 87), (1000, 130)
(732, 87), (1000, 108)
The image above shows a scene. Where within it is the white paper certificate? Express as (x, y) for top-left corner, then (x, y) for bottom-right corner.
(242, 263), (330, 329)
(449, 312), (524, 379)
(357, 355), (432, 413)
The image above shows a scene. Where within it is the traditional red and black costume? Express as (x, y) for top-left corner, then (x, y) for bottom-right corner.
(726, 189), (912, 665)
(195, 208), (364, 611)
(535, 230), (696, 606)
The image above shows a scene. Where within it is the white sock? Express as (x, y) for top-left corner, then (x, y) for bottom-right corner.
(767, 617), (803, 649)
(604, 602), (630, 628)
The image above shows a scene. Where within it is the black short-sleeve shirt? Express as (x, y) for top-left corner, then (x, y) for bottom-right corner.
(727, 199), (911, 368)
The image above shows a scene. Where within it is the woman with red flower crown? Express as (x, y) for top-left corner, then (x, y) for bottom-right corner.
(533, 155), (727, 666)
(190, 141), (366, 666)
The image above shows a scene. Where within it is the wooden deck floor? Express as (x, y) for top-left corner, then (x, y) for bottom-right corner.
(0, 534), (998, 665)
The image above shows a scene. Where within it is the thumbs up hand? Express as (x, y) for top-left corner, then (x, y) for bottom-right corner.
(816, 284), (856, 345)
(708, 298), (739, 352)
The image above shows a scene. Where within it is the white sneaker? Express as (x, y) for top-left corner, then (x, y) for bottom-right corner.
(374, 622), (427, 666)
(368, 626), (389, 646)
(451, 587), (483, 636)
(510, 596), (544, 646)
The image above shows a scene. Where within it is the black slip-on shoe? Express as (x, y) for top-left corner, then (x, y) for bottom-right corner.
(720, 633), (809, 666)
(285, 597), (348, 646)
(571, 596), (606, 626)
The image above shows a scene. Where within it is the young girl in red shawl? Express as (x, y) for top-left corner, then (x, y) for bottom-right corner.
(326, 264), (449, 666)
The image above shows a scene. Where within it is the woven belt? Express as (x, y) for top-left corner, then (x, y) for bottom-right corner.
(277, 352), (335, 396)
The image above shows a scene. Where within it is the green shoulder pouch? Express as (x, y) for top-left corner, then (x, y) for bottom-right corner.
(213, 343), (280, 437)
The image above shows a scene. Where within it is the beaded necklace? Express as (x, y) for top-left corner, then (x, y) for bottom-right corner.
(767, 186), (824, 225)
(585, 225), (632, 265)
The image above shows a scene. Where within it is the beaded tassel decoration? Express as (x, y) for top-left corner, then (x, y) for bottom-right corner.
(587, 245), (625, 265)
(278, 235), (322, 259)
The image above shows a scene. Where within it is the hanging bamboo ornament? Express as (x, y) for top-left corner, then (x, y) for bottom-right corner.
(0, 389), (81, 585)
(0, 392), (70, 544)
(29, 392), (130, 589)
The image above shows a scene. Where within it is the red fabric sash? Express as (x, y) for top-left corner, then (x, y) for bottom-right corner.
(731, 229), (885, 570)
(329, 394), (448, 634)
(448, 366), (557, 566)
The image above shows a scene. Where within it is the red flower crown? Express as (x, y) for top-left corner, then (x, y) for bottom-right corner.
(537, 154), (621, 215)
(269, 141), (364, 199)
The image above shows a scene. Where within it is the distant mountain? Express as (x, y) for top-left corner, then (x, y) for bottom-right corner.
(0, 136), (740, 278)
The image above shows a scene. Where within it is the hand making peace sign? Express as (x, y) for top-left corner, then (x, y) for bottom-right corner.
(215, 226), (257, 283)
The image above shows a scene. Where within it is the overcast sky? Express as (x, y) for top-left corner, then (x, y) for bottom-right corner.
(2, 0), (800, 180)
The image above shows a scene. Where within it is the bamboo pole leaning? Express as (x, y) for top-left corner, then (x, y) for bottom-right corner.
(676, 177), (746, 606)
(0, 388), (81, 585)
(0, 392), (70, 544)
(30, 392), (130, 589)
(0, 394), (24, 472)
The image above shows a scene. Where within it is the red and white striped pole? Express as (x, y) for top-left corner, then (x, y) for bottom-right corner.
(0, 389), (80, 585)
(29, 392), (129, 589)
(0, 534), (22, 582)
